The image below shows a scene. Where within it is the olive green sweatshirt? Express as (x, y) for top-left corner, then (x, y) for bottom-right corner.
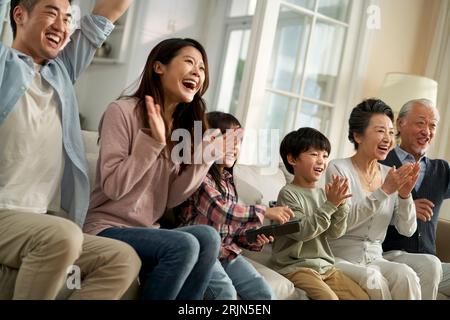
(271, 184), (349, 275)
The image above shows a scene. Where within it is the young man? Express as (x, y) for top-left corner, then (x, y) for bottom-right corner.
(0, 0), (141, 299)
(381, 98), (449, 299)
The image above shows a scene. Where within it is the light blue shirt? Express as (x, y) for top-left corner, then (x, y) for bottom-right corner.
(0, 6), (114, 226)
(394, 146), (427, 191)
(394, 145), (450, 197)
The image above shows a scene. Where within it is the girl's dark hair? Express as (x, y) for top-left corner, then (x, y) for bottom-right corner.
(280, 127), (331, 175)
(120, 38), (210, 150)
(206, 111), (241, 195)
(10, 0), (72, 38)
(348, 99), (394, 149)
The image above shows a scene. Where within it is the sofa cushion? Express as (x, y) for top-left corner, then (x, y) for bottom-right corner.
(82, 130), (100, 154)
(233, 174), (264, 205)
(243, 256), (296, 300)
(436, 219), (450, 263)
(242, 246), (309, 300)
(233, 165), (286, 206)
(81, 131), (100, 190)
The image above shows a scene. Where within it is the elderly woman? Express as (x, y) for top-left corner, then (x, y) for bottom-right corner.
(326, 99), (440, 300)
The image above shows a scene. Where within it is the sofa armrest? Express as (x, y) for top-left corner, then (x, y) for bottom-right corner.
(436, 219), (450, 263)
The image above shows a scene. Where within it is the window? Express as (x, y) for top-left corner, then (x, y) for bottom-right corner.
(0, 1), (10, 41)
(229, 0), (257, 17)
(214, 0), (256, 115)
(264, 0), (351, 140)
(211, 0), (367, 165)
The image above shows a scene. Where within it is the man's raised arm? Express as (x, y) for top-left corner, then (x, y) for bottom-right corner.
(92, 0), (133, 23)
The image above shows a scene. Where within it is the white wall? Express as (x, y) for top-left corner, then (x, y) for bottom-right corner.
(356, 0), (450, 220)
(75, 0), (212, 131)
(360, 0), (439, 99)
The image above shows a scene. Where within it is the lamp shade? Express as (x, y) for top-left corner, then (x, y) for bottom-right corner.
(378, 73), (438, 113)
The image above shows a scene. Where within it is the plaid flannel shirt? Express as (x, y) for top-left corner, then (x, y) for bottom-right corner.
(179, 171), (266, 260)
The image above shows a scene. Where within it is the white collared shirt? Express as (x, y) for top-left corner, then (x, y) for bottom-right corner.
(394, 145), (427, 192)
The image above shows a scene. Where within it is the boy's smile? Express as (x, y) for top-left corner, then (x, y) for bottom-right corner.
(288, 148), (329, 188)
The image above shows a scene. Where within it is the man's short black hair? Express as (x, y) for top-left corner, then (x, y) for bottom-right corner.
(280, 127), (331, 175)
(9, 0), (72, 38)
(10, 0), (37, 38)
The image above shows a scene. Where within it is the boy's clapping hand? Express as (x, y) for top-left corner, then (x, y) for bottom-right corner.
(325, 175), (352, 207)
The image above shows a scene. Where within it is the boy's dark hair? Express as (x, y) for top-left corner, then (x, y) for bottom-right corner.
(348, 99), (394, 150)
(206, 111), (241, 195)
(10, 0), (72, 38)
(280, 127), (331, 175)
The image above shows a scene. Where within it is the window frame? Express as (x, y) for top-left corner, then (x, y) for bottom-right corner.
(265, 1), (352, 139)
(212, 14), (253, 113)
(237, 0), (376, 162)
(207, 0), (378, 163)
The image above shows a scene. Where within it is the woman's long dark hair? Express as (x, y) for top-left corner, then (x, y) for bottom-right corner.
(120, 38), (210, 147)
(206, 112), (241, 195)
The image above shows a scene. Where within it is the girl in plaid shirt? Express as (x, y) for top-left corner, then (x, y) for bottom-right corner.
(177, 111), (294, 300)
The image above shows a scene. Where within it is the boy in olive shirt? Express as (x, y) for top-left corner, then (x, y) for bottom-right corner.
(271, 128), (368, 300)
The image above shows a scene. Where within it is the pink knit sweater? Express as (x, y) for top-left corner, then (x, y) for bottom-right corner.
(83, 98), (213, 235)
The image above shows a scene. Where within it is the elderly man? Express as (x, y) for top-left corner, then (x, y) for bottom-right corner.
(381, 98), (450, 299)
(0, 0), (141, 299)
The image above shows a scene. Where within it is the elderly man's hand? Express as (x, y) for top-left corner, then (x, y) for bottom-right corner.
(414, 198), (434, 222)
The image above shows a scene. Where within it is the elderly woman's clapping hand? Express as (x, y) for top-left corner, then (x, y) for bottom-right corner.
(398, 162), (420, 199)
(381, 163), (420, 197)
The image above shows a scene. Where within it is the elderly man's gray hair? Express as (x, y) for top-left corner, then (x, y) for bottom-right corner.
(397, 98), (438, 120)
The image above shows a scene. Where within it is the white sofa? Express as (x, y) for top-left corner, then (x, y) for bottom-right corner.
(0, 131), (450, 300)
(78, 132), (450, 300)
(0, 130), (304, 300)
(2, 130), (449, 300)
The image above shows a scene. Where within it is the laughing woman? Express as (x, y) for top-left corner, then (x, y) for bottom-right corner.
(83, 38), (230, 300)
(325, 99), (431, 300)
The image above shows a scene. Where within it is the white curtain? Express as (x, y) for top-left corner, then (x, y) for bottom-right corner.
(426, 0), (450, 221)
(0, 1), (12, 46)
(426, 0), (450, 159)
(0, 1), (7, 41)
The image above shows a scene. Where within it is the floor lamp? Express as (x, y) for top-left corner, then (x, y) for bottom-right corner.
(378, 72), (438, 115)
